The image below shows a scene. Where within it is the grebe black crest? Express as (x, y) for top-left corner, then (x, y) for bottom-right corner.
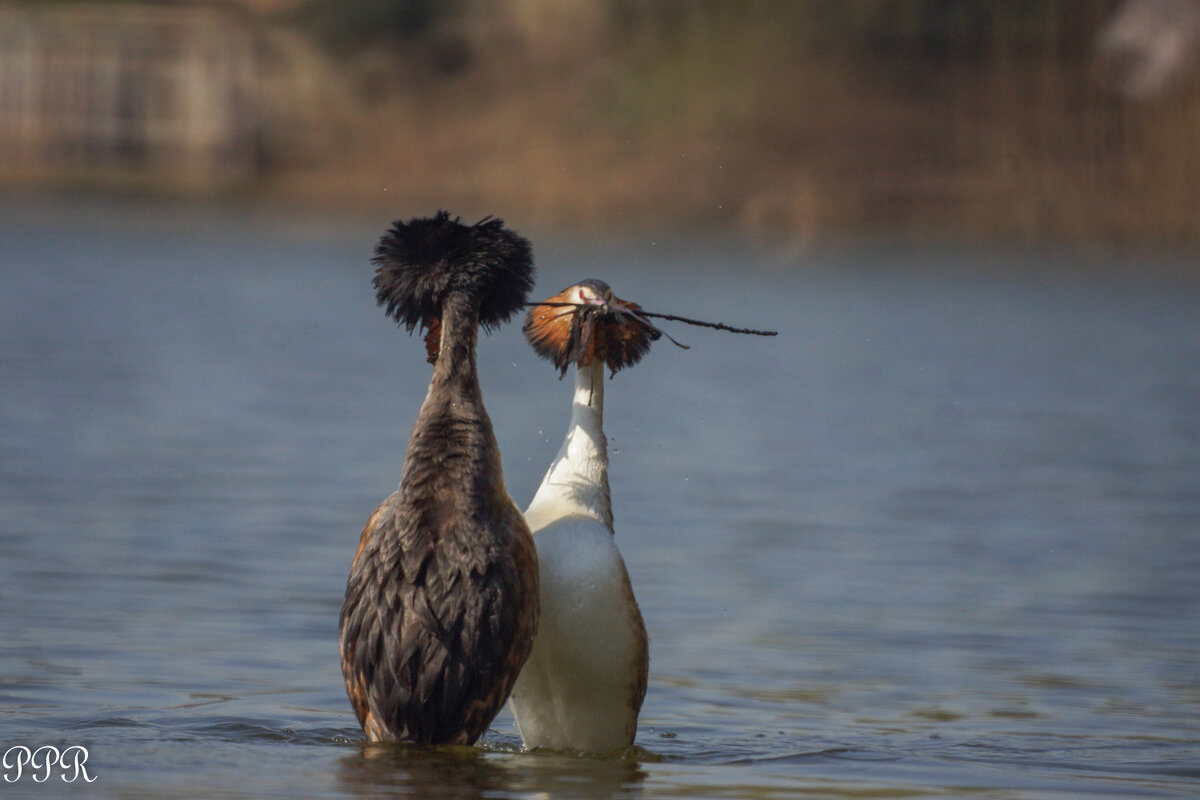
(340, 211), (539, 745)
(373, 212), (534, 333)
(374, 212), (535, 363)
(523, 279), (661, 377)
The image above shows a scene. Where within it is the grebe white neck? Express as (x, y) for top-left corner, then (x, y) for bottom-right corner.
(524, 360), (613, 532)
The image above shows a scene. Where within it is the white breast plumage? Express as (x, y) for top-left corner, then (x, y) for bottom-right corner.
(508, 357), (649, 753)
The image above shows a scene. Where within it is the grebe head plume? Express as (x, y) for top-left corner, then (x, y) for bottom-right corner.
(373, 212), (534, 347)
(523, 279), (661, 377)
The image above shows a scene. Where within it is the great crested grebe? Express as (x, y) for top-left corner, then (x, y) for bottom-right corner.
(339, 212), (539, 744)
(506, 279), (660, 753)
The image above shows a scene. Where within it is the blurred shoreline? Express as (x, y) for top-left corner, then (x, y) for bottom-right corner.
(2, 1), (1199, 247)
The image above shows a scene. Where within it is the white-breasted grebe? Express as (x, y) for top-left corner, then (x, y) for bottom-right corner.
(339, 212), (539, 744)
(507, 279), (660, 753)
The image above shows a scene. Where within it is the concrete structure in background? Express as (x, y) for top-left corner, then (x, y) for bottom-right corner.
(0, 3), (262, 191)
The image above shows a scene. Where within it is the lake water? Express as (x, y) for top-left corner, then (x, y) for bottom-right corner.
(2, 195), (1198, 798)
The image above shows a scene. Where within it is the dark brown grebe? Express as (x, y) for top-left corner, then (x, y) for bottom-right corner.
(339, 212), (539, 744)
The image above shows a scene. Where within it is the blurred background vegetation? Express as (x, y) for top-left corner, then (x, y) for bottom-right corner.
(2, 0), (1198, 244)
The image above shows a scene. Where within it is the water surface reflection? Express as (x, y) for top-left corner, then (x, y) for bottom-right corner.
(1, 197), (1198, 798)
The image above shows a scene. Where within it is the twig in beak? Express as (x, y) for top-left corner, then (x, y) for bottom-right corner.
(608, 304), (690, 350)
(525, 300), (777, 342)
(636, 310), (778, 337)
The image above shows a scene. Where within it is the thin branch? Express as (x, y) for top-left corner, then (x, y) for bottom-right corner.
(524, 301), (778, 337)
(638, 311), (777, 336)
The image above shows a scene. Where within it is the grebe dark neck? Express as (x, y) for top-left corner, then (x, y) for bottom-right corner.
(423, 293), (484, 404)
(339, 212), (538, 745)
(398, 292), (509, 526)
(400, 292), (503, 505)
